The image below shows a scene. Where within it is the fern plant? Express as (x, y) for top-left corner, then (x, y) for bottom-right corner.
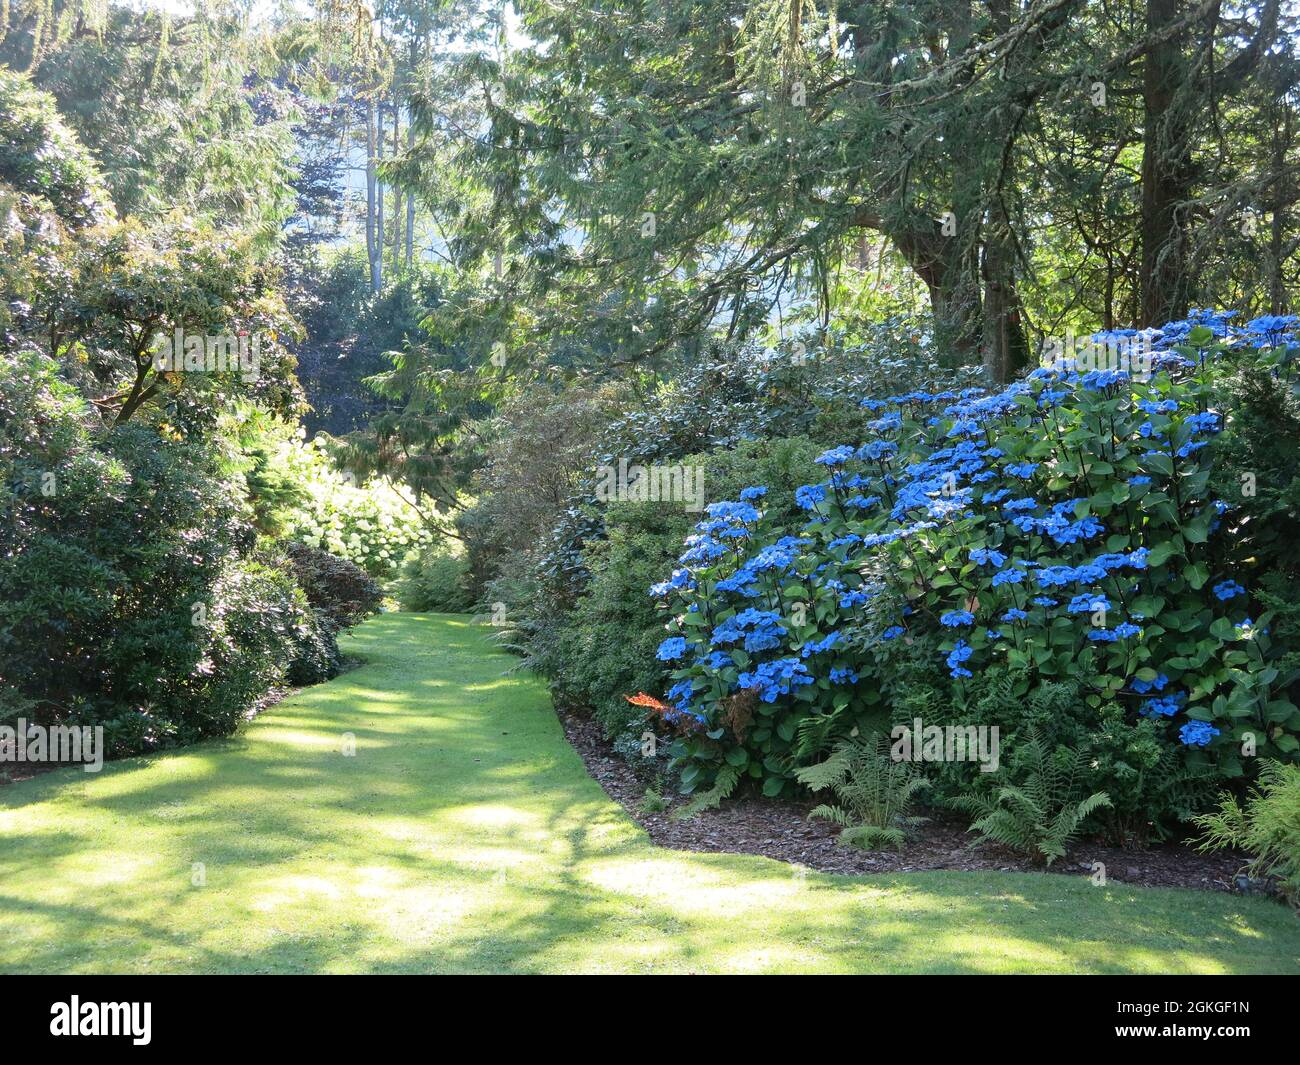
(1193, 760), (1300, 909)
(794, 732), (927, 851)
(672, 764), (740, 820)
(638, 786), (668, 814)
(790, 706), (848, 762)
(950, 729), (1111, 866)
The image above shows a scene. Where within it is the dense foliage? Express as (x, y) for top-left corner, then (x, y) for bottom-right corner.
(0, 353), (327, 751)
(0, 68), (112, 228)
(0, 44), (397, 761)
(1195, 760), (1300, 907)
(397, 547), (474, 613)
(646, 314), (1300, 840)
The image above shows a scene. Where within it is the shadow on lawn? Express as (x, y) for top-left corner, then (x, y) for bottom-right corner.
(0, 613), (1295, 975)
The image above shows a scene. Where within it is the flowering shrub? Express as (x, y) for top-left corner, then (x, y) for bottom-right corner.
(515, 437), (828, 760)
(649, 312), (1300, 807)
(276, 436), (434, 576)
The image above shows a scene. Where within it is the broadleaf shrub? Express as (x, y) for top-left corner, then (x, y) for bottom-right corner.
(525, 436), (827, 748)
(647, 312), (1300, 834)
(282, 541), (383, 630)
(0, 351), (321, 755)
(397, 547), (474, 613)
(280, 542), (382, 684)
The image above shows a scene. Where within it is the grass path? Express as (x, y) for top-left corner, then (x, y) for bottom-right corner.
(1, 613), (1298, 974)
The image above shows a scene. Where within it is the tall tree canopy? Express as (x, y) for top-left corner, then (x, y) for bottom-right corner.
(401, 0), (1299, 381)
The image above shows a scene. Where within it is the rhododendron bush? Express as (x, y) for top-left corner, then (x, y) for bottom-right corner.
(649, 312), (1300, 812)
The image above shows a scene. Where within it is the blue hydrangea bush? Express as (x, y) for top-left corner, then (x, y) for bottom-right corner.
(649, 312), (1300, 809)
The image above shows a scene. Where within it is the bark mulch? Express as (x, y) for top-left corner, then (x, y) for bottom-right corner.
(556, 703), (1260, 895)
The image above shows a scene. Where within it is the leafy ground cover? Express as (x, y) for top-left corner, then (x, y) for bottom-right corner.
(0, 614), (1297, 975)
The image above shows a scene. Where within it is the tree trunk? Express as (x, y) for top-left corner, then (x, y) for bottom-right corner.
(1138, 0), (1192, 326)
(405, 123), (416, 267)
(375, 100), (386, 292)
(365, 98), (381, 294)
(1269, 103), (1292, 314)
(390, 101), (402, 275)
(892, 224), (982, 366)
(978, 0), (1031, 382)
(980, 200), (1029, 383)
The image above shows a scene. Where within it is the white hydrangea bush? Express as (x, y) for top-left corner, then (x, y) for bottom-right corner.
(279, 436), (433, 576)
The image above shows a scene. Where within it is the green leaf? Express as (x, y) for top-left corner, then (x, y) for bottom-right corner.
(1182, 514), (1211, 544)
(1146, 540), (1179, 566)
(1209, 617), (1238, 642)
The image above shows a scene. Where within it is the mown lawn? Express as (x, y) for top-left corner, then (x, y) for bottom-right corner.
(1, 613), (1297, 974)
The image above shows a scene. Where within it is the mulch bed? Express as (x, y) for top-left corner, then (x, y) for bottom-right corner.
(555, 703), (1260, 895)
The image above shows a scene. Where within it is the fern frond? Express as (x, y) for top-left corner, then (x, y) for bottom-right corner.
(896, 776), (929, 804)
(840, 824), (906, 851)
(995, 785), (1045, 823)
(967, 810), (1033, 852)
(1037, 837), (1068, 864)
(798, 732), (926, 849)
(1073, 790), (1113, 821)
(948, 793), (995, 818)
(673, 765), (740, 821)
(792, 708), (845, 761)
(808, 803), (851, 826)
(959, 729), (1109, 865)
(793, 743), (854, 792)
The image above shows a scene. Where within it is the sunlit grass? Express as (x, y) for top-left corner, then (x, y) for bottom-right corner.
(0, 613), (1297, 974)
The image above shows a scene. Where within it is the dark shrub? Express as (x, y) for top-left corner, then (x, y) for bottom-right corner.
(0, 351), (312, 755)
(1210, 366), (1300, 580)
(279, 542), (382, 684)
(282, 541), (382, 629)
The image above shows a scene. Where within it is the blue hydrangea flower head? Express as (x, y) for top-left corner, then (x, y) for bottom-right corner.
(1213, 580), (1245, 601)
(656, 636), (688, 661)
(1179, 721), (1220, 747)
